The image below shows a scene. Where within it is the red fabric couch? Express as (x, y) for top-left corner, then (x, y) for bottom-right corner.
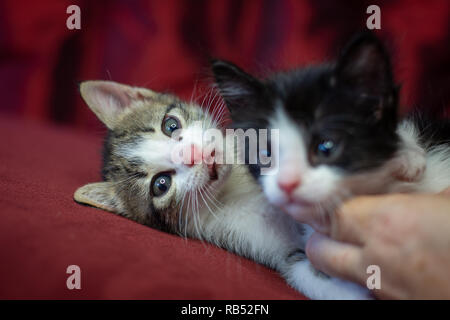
(0, 114), (304, 299)
(1, 0), (448, 300)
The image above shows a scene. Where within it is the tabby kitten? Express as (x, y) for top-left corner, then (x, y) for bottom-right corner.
(74, 81), (370, 299)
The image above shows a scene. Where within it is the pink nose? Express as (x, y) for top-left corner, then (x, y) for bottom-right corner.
(182, 144), (203, 167)
(278, 178), (300, 196)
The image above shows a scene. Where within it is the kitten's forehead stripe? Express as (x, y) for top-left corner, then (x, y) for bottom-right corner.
(138, 127), (155, 133)
(166, 102), (191, 120)
(166, 103), (178, 113)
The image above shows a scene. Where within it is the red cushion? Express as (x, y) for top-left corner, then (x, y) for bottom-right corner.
(0, 114), (305, 299)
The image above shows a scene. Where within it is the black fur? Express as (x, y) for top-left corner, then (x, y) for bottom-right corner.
(213, 32), (401, 178)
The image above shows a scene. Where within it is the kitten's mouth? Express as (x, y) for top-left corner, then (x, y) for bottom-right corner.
(207, 162), (218, 181)
(284, 196), (314, 208)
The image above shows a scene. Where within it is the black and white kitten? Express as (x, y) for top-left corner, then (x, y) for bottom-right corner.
(212, 32), (450, 229)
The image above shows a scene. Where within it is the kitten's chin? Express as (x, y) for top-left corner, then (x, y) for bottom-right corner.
(281, 201), (333, 231)
(282, 201), (314, 220)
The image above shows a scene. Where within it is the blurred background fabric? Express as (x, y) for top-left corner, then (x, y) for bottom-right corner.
(0, 0), (449, 131)
(0, 0), (449, 300)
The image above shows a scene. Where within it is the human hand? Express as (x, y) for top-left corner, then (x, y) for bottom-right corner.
(306, 188), (450, 299)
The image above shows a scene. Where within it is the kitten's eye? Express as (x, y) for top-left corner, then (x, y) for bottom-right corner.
(316, 140), (336, 158)
(259, 149), (271, 158)
(151, 173), (172, 197)
(259, 139), (272, 158)
(162, 116), (181, 137)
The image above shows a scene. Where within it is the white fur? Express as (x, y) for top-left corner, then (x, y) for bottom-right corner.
(393, 120), (427, 182)
(118, 120), (227, 198)
(418, 144), (450, 192)
(382, 119), (450, 194)
(285, 260), (371, 300)
(393, 120), (450, 193)
(261, 106), (342, 211)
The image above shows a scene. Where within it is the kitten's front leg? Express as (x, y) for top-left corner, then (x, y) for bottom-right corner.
(392, 144), (426, 182)
(284, 258), (372, 300)
(392, 121), (426, 182)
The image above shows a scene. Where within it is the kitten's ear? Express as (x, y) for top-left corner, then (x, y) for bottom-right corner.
(333, 32), (395, 97)
(74, 182), (123, 214)
(80, 81), (157, 129)
(211, 59), (266, 114)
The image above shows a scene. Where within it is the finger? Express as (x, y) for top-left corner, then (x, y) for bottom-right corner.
(330, 196), (379, 245)
(331, 194), (405, 245)
(306, 232), (366, 285)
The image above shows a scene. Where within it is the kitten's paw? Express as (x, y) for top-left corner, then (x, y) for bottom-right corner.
(392, 146), (426, 182)
(287, 260), (373, 300)
(324, 278), (373, 300)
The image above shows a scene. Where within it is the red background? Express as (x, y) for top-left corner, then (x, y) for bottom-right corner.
(0, 0), (449, 300)
(0, 0), (449, 129)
